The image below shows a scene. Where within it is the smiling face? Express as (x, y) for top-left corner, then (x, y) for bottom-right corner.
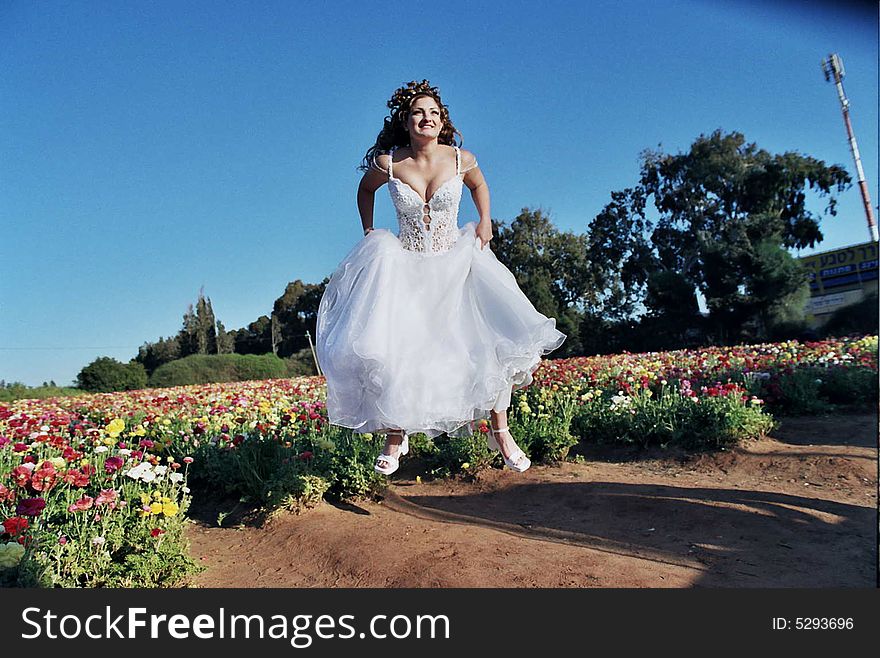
(406, 95), (443, 140)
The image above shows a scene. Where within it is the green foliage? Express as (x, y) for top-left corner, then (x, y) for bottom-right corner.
(76, 357), (148, 393)
(413, 431), (496, 479)
(148, 353), (289, 387)
(571, 384), (776, 451)
(508, 389), (579, 462)
(745, 365), (877, 416)
(818, 366), (878, 407)
(186, 424), (383, 515)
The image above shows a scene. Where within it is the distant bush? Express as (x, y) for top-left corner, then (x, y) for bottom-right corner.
(0, 383), (87, 403)
(77, 357), (148, 393)
(285, 347), (319, 377)
(821, 291), (878, 339)
(147, 353), (288, 388)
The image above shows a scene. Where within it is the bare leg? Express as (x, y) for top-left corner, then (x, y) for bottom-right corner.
(488, 388), (526, 460)
(378, 428), (405, 458)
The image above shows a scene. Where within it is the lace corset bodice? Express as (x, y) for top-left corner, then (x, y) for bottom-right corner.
(382, 146), (474, 254)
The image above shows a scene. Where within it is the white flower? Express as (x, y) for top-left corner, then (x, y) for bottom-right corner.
(94, 446), (108, 453)
(92, 536), (105, 547)
(124, 462), (155, 482)
(153, 465), (168, 477)
(169, 472), (184, 484)
(20, 462), (36, 472)
(117, 449), (132, 456)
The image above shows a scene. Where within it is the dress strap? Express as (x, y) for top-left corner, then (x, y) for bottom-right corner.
(454, 146), (461, 175)
(388, 146), (395, 179)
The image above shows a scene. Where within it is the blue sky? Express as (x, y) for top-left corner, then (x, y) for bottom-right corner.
(2, 0), (877, 386)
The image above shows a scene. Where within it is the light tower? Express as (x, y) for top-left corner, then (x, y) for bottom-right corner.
(821, 53), (878, 242)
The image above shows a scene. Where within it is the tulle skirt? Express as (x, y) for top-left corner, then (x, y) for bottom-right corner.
(315, 221), (566, 439)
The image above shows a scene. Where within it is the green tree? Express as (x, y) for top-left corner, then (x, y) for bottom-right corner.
(135, 335), (182, 376)
(77, 357), (147, 393)
(492, 208), (592, 355)
(272, 279), (327, 357)
(588, 129), (850, 343)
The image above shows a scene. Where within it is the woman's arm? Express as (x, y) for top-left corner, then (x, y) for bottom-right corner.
(357, 153), (390, 235)
(462, 149), (492, 248)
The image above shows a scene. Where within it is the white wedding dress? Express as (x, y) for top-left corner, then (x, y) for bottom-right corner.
(315, 145), (566, 439)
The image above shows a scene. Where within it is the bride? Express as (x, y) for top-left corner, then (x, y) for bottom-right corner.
(315, 80), (566, 476)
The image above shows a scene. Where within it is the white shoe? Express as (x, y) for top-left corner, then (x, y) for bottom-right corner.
(487, 425), (531, 472)
(374, 431), (409, 475)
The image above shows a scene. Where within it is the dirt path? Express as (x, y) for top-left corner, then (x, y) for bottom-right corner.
(184, 412), (878, 587)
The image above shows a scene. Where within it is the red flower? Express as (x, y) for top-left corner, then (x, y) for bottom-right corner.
(3, 516), (28, 535)
(150, 528), (165, 538)
(16, 497), (46, 517)
(30, 461), (58, 492)
(298, 450), (313, 461)
(63, 468), (91, 487)
(104, 456), (124, 474)
(0, 484), (15, 503)
(11, 465), (31, 488)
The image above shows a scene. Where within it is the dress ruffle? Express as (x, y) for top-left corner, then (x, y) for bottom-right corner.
(316, 221), (566, 439)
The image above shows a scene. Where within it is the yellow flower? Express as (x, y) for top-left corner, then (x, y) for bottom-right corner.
(461, 462), (470, 469)
(106, 418), (125, 437)
(162, 501), (180, 516)
(50, 457), (66, 470)
(131, 426), (147, 437)
(150, 502), (164, 515)
(139, 493), (151, 505)
(415, 476), (422, 484)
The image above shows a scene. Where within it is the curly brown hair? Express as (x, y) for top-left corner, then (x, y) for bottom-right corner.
(359, 79), (463, 172)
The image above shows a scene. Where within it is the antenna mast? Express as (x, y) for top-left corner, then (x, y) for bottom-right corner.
(821, 52), (878, 242)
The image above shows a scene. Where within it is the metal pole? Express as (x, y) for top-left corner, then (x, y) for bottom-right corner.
(305, 330), (322, 377)
(823, 53), (878, 242)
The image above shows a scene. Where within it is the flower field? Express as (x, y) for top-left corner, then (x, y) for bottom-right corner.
(1, 335), (875, 587)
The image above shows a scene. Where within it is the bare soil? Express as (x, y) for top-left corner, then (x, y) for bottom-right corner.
(184, 412), (878, 587)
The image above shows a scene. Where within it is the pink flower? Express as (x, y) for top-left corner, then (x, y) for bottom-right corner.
(95, 489), (117, 507)
(67, 496), (94, 513)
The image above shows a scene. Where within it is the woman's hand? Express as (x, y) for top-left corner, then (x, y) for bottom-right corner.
(475, 220), (493, 250)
